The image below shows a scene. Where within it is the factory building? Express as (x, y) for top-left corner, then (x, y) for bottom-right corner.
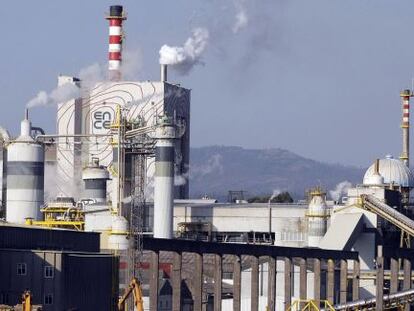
(0, 222), (118, 310)
(55, 5), (191, 208)
(0, 3), (414, 310)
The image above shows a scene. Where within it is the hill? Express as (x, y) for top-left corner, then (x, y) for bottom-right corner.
(188, 146), (365, 201)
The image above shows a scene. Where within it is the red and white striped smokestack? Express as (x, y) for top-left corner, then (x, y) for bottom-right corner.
(400, 89), (412, 167)
(106, 5), (126, 81)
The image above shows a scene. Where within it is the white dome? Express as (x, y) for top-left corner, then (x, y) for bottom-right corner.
(363, 155), (414, 188)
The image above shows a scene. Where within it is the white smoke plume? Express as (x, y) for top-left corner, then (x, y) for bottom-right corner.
(329, 181), (352, 202)
(159, 27), (209, 75)
(269, 189), (282, 202)
(27, 62), (103, 109)
(27, 83), (80, 108)
(121, 48), (144, 80)
(190, 154), (224, 178)
(78, 63), (105, 87)
(174, 175), (187, 186)
(232, 0), (249, 33)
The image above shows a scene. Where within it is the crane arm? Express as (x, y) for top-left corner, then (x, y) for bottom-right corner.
(118, 278), (144, 311)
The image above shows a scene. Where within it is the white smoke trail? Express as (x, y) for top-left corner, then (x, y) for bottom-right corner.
(269, 189), (282, 202)
(174, 175), (187, 186)
(78, 63), (105, 87)
(121, 48), (144, 80)
(159, 27), (210, 75)
(190, 154), (223, 178)
(27, 83), (80, 108)
(27, 62), (106, 109)
(232, 0), (249, 33)
(329, 181), (352, 202)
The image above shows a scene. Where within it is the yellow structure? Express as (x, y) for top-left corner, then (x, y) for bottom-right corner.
(288, 300), (336, 311)
(25, 198), (84, 231)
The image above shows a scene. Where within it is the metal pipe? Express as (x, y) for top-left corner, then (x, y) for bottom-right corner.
(36, 134), (111, 139)
(268, 199), (272, 244)
(31, 127), (45, 136)
(400, 89), (412, 167)
(330, 288), (414, 310)
(161, 64), (168, 82)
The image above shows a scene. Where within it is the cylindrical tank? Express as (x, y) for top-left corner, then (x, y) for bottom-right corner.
(153, 117), (176, 239)
(6, 116), (44, 224)
(307, 189), (328, 247)
(82, 158), (109, 203)
(108, 215), (129, 250)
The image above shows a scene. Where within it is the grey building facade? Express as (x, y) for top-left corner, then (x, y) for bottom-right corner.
(0, 223), (118, 310)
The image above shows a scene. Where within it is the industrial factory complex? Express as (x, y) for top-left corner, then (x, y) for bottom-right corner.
(3, 4), (414, 311)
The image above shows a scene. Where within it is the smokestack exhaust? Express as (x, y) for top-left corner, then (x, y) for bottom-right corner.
(161, 64), (168, 82)
(400, 89), (412, 167)
(106, 5), (127, 81)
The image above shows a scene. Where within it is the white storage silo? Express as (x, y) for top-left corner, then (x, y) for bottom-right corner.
(6, 113), (44, 224)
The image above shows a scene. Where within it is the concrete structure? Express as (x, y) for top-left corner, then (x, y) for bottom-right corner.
(55, 75), (82, 199)
(172, 202), (308, 246)
(6, 112), (44, 224)
(0, 222), (118, 310)
(154, 117), (176, 238)
(142, 237), (359, 311)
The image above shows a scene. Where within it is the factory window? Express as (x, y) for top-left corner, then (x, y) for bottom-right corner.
(44, 293), (53, 305)
(0, 293), (10, 304)
(44, 266), (54, 279)
(17, 263), (27, 276)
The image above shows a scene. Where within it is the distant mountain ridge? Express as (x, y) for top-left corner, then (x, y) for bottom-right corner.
(189, 146), (365, 201)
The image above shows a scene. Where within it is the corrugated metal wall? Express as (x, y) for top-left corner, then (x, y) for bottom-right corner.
(0, 225), (100, 252)
(63, 253), (119, 310)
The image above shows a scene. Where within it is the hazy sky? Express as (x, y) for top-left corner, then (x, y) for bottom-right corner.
(1, 1), (414, 167)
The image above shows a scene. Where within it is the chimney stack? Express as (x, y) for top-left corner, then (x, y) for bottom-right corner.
(161, 64), (168, 82)
(400, 89), (412, 167)
(106, 5), (126, 81)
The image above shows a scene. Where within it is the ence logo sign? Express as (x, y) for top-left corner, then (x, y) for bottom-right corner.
(93, 111), (112, 130)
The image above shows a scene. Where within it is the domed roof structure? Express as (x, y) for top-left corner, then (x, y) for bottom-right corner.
(363, 155), (414, 188)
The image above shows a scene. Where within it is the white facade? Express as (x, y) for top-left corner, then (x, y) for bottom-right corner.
(56, 79), (190, 204)
(173, 203), (308, 247)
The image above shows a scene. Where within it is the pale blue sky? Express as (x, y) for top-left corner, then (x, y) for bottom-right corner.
(1, 1), (413, 167)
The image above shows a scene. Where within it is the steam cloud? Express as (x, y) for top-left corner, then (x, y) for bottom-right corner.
(159, 27), (209, 75)
(190, 154), (224, 178)
(232, 0), (249, 33)
(27, 83), (80, 108)
(329, 181), (352, 202)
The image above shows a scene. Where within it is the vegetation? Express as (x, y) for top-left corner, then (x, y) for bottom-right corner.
(247, 192), (294, 203)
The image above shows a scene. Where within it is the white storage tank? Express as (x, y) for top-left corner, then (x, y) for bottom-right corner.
(108, 215), (129, 250)
(307, 188), (328, 247)
(6, 113), (44, 224)
(82, 158), (110, 203)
